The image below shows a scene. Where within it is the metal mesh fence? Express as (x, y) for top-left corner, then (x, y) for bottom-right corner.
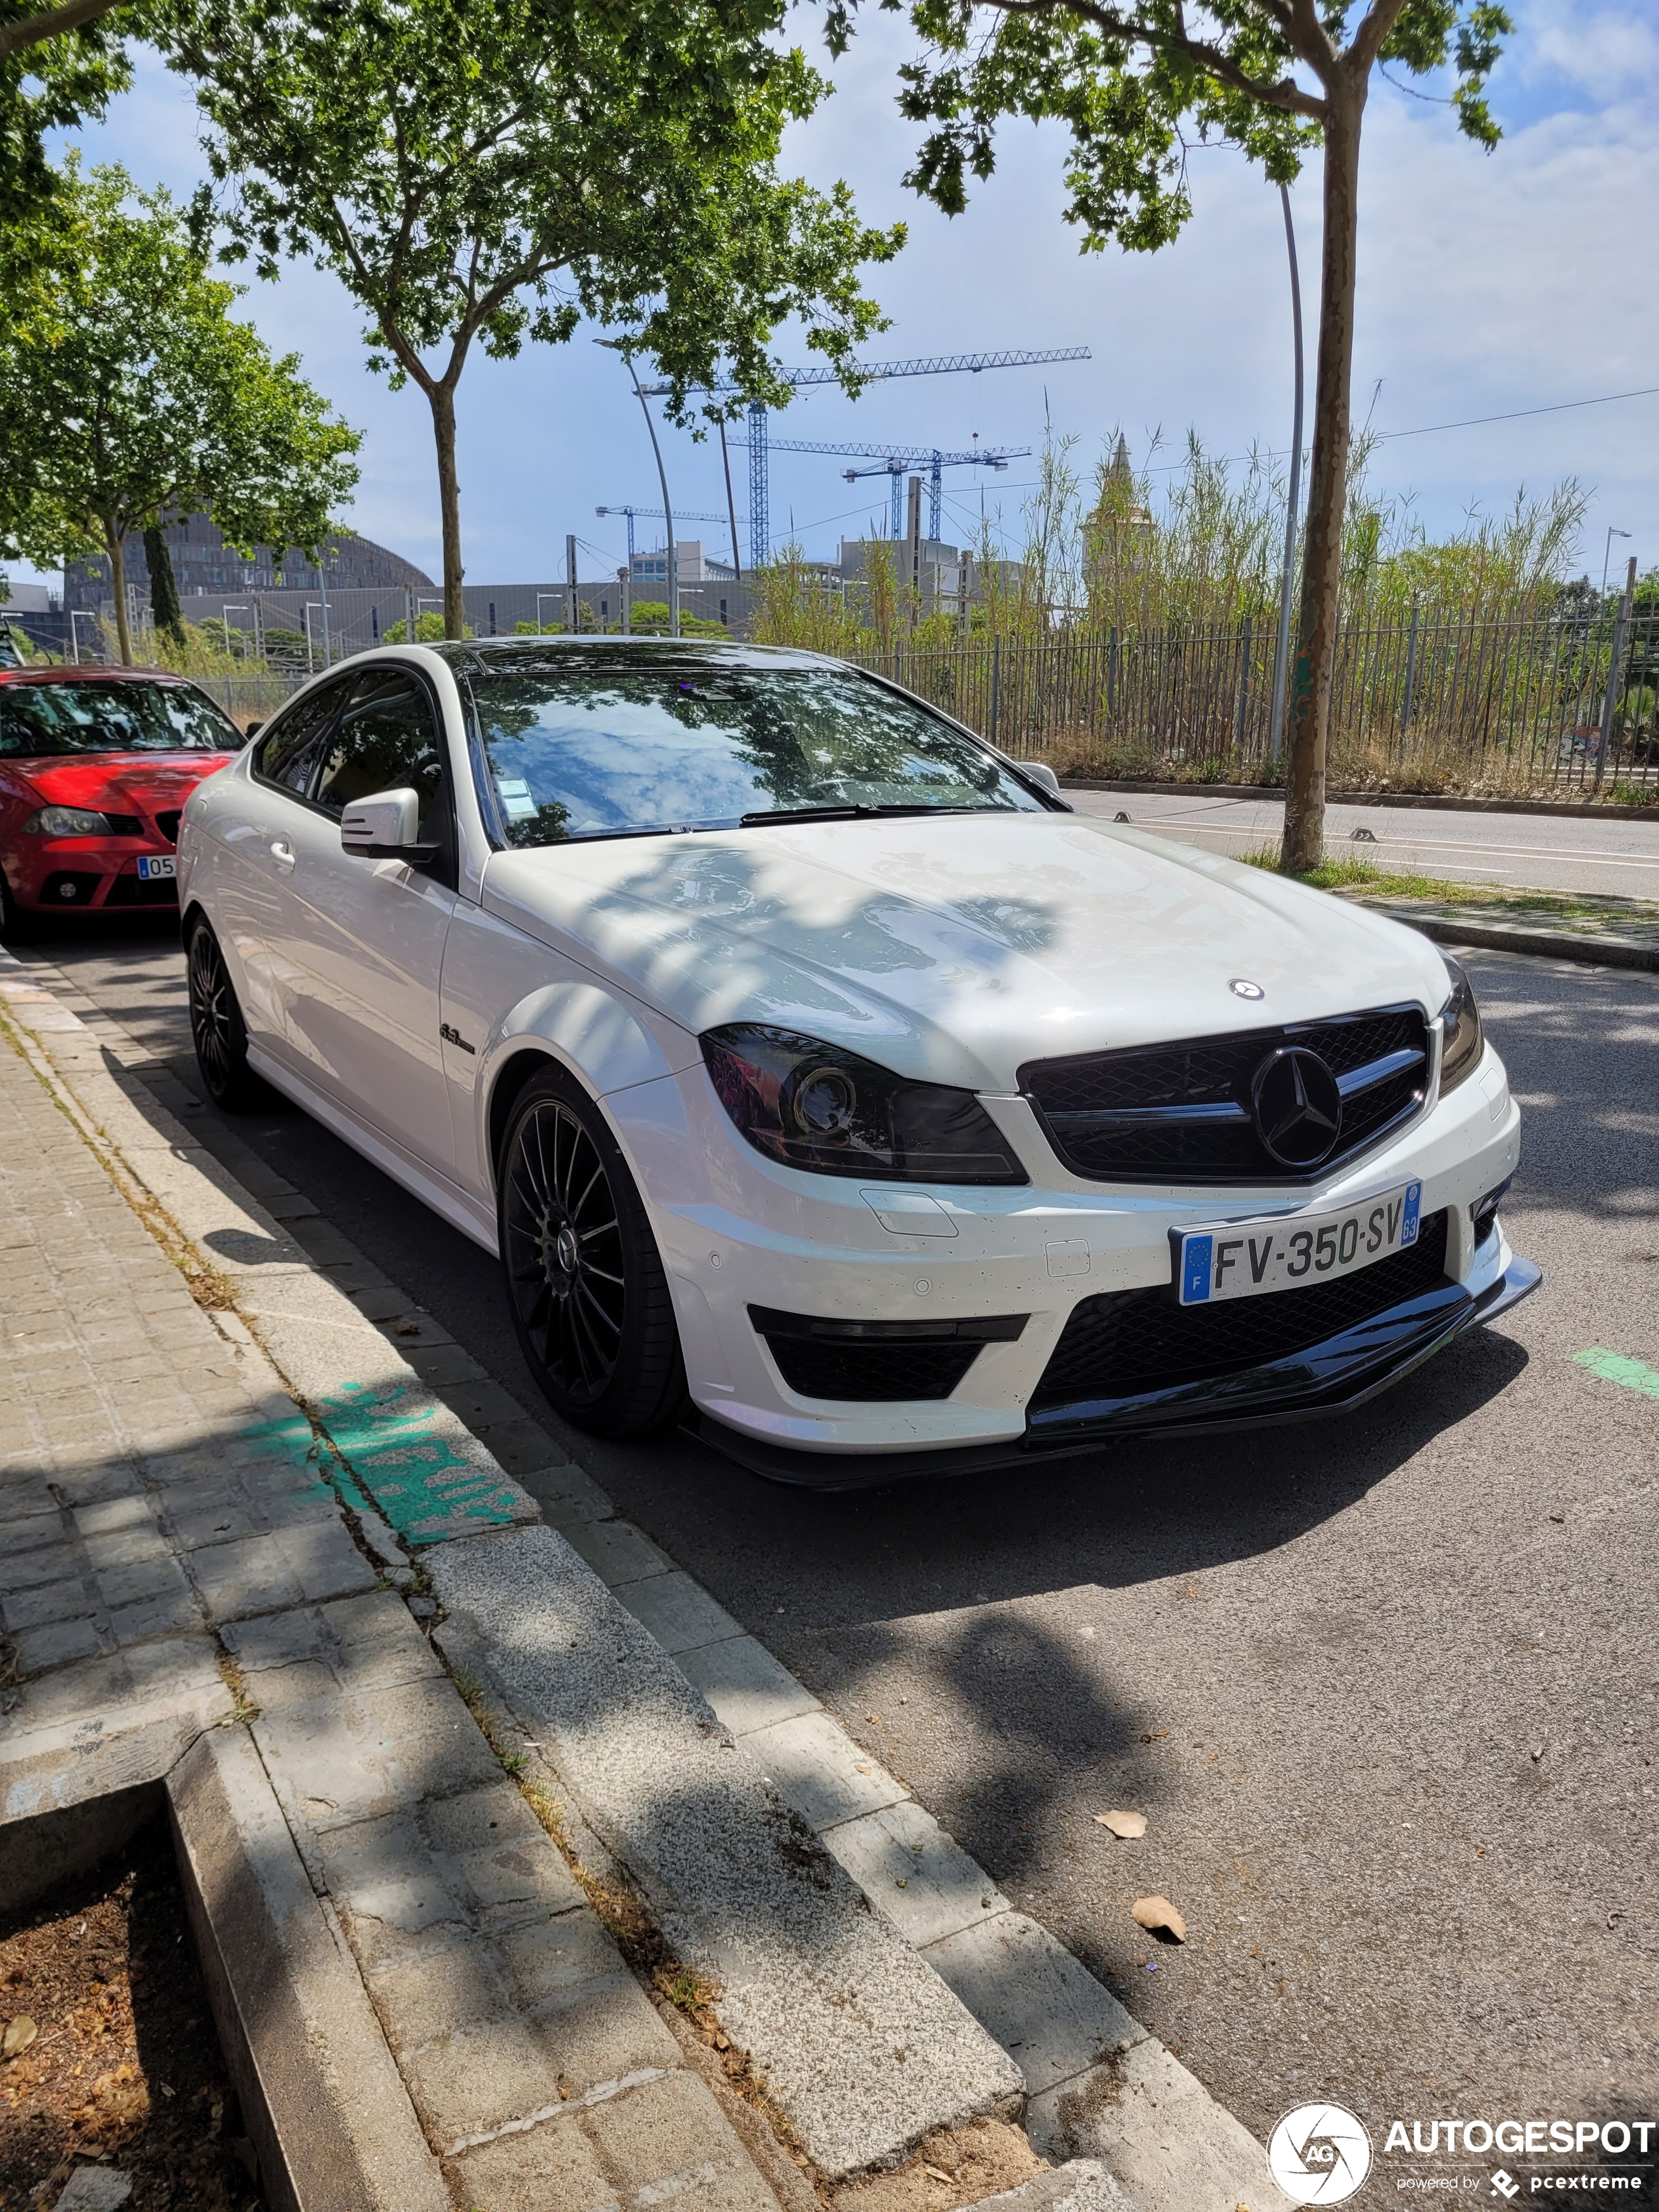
(852, 609), (1659, 792)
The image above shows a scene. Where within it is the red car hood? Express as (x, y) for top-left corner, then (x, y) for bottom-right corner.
(14, 752), (235, 812)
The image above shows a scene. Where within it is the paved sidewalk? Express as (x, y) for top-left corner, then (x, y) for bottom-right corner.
(0, 995), (795, 2212)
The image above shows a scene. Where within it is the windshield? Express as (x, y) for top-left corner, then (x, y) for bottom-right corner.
(0, 681), (239, 758)
(462, 664), (1047, 846)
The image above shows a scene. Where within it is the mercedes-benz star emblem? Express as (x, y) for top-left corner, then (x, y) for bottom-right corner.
(1229, 977), (1264, 1000)
(1251, 1045), (1343, 1168)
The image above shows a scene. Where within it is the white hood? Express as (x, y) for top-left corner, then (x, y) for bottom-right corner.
(481, 812), (1451, 1092)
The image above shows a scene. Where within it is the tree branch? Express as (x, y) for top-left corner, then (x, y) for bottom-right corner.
(0, 0), (122, 63)
(990, 0), (1327, 118)
(1344, 0), (1414, 79)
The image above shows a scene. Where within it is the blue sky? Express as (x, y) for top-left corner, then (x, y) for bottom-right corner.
(14, 0), (1658, 594)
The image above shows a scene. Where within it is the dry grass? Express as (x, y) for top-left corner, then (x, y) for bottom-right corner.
(826, 2119), (1045, 2212)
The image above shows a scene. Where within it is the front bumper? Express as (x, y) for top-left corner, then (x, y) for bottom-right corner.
(7, 837), (180, 911)
(613, 1035), (1528, 1469)
(691, 1251), (1542, 1488)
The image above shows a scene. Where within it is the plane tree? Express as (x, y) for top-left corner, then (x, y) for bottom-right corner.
(0, 160), (360, 663)
(160, 0), (904, 635)
(826, 0), (1511, 867)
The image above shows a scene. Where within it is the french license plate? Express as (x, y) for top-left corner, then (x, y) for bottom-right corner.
(1178, 1181), (1421, 1306)
(136, 856), (176, 881)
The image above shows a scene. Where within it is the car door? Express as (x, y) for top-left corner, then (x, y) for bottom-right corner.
(268, 663), (461, 1176)
(197, 677), (352, 1050)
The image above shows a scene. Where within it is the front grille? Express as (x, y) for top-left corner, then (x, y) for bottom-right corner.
(767, 1336), (982, 1402)
(1021, 1004), (1429, 1185)
(105, 873), (179, 906)
(154, 809), (182, 844)
(1033, 1210), (1451, 1407)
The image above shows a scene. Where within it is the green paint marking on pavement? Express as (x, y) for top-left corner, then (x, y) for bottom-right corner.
(1571, 1348), (1659, 1400)
(311, 1379), (524, 1542)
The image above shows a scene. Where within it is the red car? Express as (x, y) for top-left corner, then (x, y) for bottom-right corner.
(0, 665), (244, 938)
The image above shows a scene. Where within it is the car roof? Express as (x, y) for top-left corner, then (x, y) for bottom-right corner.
(0, 664), (201, 687)
(423, 636), (841, 675)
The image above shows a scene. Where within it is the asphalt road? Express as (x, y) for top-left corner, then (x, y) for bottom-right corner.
(1066, 788), (1659, 901)
(21, 916), (1659, 2192)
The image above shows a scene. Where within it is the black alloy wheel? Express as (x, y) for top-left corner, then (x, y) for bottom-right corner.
(499, 1067), (688, 1438)
(185, 917), (269, 1110)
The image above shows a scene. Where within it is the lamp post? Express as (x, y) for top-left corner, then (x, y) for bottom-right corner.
(1601, 527), (1631, 601)
(1267, 182), (1306, 767)
(599, 341), (678, 637)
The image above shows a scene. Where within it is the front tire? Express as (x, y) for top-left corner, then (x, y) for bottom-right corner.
(0, 867), (36, 944)
(498, 1066), (688, 1439)
(186, 916), (270, 1111)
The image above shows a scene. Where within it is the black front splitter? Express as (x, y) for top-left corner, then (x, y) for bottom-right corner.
(688, 1257), (1542, 1491)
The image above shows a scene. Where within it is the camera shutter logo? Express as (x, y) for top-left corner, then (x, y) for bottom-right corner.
(1266, 2103), (1374, 2204)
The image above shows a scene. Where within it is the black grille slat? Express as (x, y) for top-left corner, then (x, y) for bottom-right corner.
(1022, 1006), (1428, 1184)
(1033, 1211), (1451, 1407)
(765, 1336), (982, 1402)
(154, 809), (182, 844)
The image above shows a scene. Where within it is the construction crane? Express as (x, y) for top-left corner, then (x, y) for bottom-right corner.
(735, 438), (1029, 542)
(595, 505), (737, 568)
(639, 347), (1090, 566)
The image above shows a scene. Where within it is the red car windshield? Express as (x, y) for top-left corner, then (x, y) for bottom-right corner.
(0, 681), (238, 757)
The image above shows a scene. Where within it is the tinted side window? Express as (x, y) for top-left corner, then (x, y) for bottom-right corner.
(255, 680), (349, 794)
(313, 671), (445, 839)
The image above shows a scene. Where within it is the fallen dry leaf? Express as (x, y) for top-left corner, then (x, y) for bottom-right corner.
(922, 2164), (956, 2185)
(1131, 1896), (1187, 1942)
(3, 2013), (39, 2057)
(1095, 1810), (1147, 1840)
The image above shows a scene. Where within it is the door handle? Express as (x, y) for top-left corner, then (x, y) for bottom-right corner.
(269, 839), (297, 873)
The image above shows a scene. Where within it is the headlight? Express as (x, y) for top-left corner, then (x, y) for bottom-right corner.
(1438, 954), (1484, 1094)
(701, 1024), (1027, 1185)
(22, 805), (116, 836)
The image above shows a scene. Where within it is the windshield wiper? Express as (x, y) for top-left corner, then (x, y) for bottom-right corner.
(739, 803), (985, 827)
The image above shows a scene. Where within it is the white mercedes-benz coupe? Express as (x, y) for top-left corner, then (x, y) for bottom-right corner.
(178, 637), (1536, 1485)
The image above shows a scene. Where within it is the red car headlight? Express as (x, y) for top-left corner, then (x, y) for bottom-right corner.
(22, 805), (118, 836)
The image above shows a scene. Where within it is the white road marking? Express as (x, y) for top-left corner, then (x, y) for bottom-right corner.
(1136, 819), (1659, 873)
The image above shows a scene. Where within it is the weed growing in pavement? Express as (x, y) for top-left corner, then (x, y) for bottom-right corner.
(214, 1650), (259, 1724)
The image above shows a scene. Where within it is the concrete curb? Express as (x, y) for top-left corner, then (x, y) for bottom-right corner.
(1, 956), (1274, 2211)
(430, 1524), (1025, 2181)
(167, 1725), (452, 2212)
(1059, 775), (1659, 822)
(1359, 903), (1659, 972)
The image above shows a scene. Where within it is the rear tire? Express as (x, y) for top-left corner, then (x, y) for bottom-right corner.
(498, 1065), (689, 1439)
(186, 916), (270, 1111)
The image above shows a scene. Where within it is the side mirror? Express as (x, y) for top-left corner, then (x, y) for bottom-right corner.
(244, 720), (265, 741)
(1025, 761), (1062, 797)
(340, 786), (440, 866)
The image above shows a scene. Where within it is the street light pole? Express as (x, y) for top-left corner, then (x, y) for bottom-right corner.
(1601, 527), (1631, 601)
(1267, 181), (1305, 767)
(600, 342), (678, 638)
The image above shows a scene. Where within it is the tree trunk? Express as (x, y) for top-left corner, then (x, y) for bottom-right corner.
(144, 526), (185, 648)
(1280, 76), (1365, 874)
(429, 383), (465, 639)
(105, 522), (134, 665)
